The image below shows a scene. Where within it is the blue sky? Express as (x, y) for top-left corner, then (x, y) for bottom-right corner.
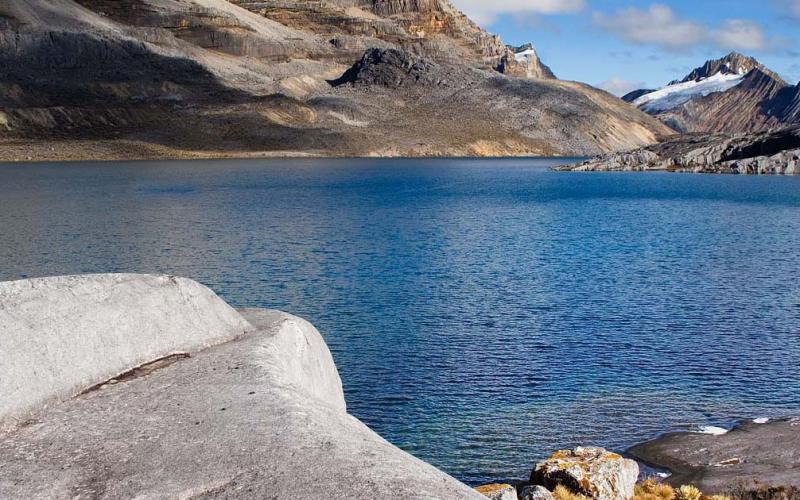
(450, 0), (800, 95)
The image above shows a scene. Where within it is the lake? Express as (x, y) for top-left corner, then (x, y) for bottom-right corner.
(1, 157), (799, 485)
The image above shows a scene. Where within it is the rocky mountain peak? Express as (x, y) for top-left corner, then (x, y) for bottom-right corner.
(500, 42), (556, 80)
(509, 43), (535, 53)
(673, 52), (767, 84)
(623, 51), (797, 134)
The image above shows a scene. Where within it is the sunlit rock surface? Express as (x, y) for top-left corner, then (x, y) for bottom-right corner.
(0, 274), (252, 430)
(0, 275), (483, 499)
(530, 447), (639, 500)
(476, 483), (519, 500)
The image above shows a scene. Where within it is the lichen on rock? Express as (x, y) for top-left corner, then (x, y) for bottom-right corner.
(476, 483), (519, 500)
(530, 447), (639, 500)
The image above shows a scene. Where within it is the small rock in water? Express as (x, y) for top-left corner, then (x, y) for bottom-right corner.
(475, 483), (519, 500)
(520, 485), (554, 500)
(530, 446), (639, 500)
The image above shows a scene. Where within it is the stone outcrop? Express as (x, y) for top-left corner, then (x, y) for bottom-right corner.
(520, 485), (555, 500)
(559, 125), (800, 174)
(530, 447), (639, 500)
(331, 48), (444, 87)
(476, 483), (519, 500)
(0, 0), (672, 159)
(0, 274), (483, 499)
(0, 274), (252, 430)
(503, 43), (556, 80)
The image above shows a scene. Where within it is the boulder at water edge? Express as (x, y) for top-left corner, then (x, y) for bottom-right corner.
(530, 447), (639, 500)
(476, 483), (519, 500)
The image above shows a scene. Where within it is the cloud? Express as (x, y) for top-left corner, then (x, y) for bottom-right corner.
(592, 4), (706, 50)
(712, 20), (771, 51)
(597, 77), (648, 97)
(451, 0), (586, 25)
(593, 4), (778, 52)
(774, 0), (800, 19)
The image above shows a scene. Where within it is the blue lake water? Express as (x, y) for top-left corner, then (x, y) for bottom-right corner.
(1, 158), (799, 485)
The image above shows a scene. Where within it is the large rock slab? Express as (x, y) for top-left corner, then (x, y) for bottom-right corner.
(628, 418), (800, 494)
(0, 275), (482, 499)
(531, 447), (639, 500)
(0, 274), (252, 430)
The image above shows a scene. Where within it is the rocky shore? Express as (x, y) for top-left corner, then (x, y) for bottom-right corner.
(472, 423), (800, 500)
(629, 419), (800, 495)
(1, 274), (798, 499)
(0, 274), (480, 498)
(557, 126), (800, 174)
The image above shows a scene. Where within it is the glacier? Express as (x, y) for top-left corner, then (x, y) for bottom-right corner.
(633, 72), (746, 113)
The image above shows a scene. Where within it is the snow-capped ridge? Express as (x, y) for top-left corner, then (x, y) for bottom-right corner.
(623, 52), (797, 134)
(505, 42), (556, 80)
(512, 43), (539, 64)
(672, 52), (764, 85)
(633, 70), (747, 113)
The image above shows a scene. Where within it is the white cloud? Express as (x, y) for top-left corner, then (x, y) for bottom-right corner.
(451, 0), (585, 25)
(592, 4), (706, 50)
(597, 77), (648, 97)
(774, 0), (800, 19)
(593, 3), (778, 52)
(712, 20), (769, 51)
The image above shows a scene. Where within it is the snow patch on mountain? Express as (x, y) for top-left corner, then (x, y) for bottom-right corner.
(633, 72), (746, 113)
(514, 48), (539, 64)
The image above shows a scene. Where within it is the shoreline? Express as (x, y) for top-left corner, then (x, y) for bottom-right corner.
(627, 418), (800, 494)
(0, 154), (584, 165)
(0, 138), (581, 164)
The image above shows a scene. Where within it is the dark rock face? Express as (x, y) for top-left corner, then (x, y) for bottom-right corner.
(559, 125), (800, 174)
(0, 31), (238, 107)
(769, 83), (800, 124)
(621, 89), (654, 103)
(330, 48), (441, 87)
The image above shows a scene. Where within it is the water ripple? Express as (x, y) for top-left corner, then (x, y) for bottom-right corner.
(1, 158), (799, 485)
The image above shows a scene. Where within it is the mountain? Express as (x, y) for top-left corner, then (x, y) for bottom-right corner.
(0, 0), (671, 160)
(669, 52), (765, 84)
(505, 43), (556, 80)
(624, 52), (800, 134)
